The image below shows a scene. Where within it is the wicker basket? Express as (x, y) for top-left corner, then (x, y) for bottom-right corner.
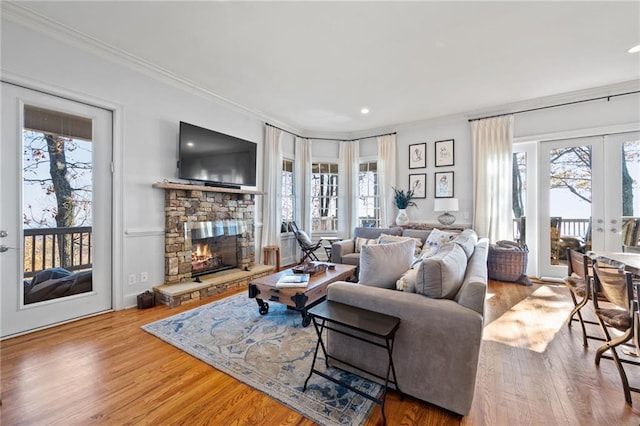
(487, 240), (531, 286)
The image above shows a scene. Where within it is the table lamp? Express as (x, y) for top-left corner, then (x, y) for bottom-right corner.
(434, 198), (459, 225)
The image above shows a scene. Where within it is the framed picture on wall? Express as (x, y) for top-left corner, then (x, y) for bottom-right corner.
(434, 171), (454, 198)
(435, 139), (455, 167)
(409, 143), (426, 169)
(409, 173), (426, 198)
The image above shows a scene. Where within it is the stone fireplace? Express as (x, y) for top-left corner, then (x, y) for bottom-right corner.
(188, 219), (249, 279)
(153, 183), (274, 308)
(163, 188), (256, 284)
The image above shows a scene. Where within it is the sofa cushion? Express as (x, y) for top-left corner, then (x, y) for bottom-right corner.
(378, 233), (423, 256)
(416, 242), (467, 299)
(401, 229), (432, 243)
(359, 239), (415, 289)
(340, 253), (361, 266)
(452, 229), (478, 259)
(353, 226), (402, 240)
(423, 228), (457, 251)
(355, 236), (378, 253)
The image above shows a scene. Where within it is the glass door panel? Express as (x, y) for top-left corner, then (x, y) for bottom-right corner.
(539, 136), (603, 278)
(1, 82), (112, 338)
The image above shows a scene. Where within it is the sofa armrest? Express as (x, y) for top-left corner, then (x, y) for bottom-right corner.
(326, 281), (483, 415)
(331, 240), (355, 264)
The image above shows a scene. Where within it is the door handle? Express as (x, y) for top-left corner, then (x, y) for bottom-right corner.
(0, 245), (13, 253)
(0, 230), (7, 238)
(611, 228), (618, 233)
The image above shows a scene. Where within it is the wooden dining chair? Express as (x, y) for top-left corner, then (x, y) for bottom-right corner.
(592, 263), (640, 404)
(564, 248), (603, 346)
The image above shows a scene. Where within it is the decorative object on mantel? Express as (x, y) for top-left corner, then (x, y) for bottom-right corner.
(434, 198), (459, 225)
(393, 187), (416, 225)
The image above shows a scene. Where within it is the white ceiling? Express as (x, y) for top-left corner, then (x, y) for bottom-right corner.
(6, 1), (640, 135)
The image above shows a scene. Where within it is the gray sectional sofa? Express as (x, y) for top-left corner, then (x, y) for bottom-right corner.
(331, 226), (434, 267)
(325, 228), (489, 416)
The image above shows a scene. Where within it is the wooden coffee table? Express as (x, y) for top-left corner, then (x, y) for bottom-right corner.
(248, 263), (357, 326)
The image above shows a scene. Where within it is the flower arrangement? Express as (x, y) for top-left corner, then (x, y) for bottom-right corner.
(393, 187), (416, 209)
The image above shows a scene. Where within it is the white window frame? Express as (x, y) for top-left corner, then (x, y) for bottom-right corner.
(311, 161), (339, 232)
(358, 158), (380, 227)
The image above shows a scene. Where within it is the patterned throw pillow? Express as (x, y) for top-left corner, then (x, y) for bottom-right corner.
(378, 233), (424, 256)
(396, 268), (418, 292)
(424, 228), (457, 250)
(355, 237), (378, 253)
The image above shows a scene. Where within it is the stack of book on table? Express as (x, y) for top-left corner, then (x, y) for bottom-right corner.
(276, 273), (310, 288)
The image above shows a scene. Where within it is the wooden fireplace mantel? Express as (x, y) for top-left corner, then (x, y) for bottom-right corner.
(153, 182), (265, 195)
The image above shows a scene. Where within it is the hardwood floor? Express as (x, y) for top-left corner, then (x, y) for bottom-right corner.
(2, 281), (640, 425)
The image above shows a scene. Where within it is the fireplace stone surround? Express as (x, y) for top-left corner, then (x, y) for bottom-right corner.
(153, 183), (272, 307)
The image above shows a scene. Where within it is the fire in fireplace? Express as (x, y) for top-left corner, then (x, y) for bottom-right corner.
(187, 220), (248, 279)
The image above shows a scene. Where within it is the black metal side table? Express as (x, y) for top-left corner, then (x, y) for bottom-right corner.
(303, 300), (402, 425)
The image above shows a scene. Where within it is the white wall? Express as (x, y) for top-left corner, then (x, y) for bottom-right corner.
(2, 19), (266, 308)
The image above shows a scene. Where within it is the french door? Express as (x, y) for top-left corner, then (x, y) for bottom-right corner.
(1, 82), (113, 338)
(538, 131), (640, 278)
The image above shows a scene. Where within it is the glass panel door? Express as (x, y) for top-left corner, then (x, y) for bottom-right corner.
(1, 83), (113, 338)
(538, 136), (604, 278)
(608, 132), (640, 251)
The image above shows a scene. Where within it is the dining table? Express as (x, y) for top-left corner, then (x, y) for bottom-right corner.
(587, 251), (640, 275)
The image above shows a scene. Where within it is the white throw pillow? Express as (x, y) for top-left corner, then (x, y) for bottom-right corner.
(355, 237), (378, 253)
(359, 239), (415, 289)
(378, 233), (424, 256)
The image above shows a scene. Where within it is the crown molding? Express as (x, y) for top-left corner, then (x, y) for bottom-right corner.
(1, 2), (299, 135)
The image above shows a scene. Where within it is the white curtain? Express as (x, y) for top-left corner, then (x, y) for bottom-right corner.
(472, 115), (514, 242)
(294, 137), (312, 233)
(260, 126), (283, 251)
(338, 140), (359, 238)
(377, 134), (397, 227)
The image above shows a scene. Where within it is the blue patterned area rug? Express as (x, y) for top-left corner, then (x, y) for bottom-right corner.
(142, 293), (380, 426)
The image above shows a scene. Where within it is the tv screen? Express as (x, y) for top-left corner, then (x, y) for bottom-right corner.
(178, 121), (257, 187)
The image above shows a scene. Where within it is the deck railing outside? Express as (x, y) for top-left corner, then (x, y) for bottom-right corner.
(23, 226), (92, 278)
(513, 216), (640, 247)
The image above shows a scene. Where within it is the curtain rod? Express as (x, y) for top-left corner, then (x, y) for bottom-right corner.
(468, 90), (640, 122)
(265, 122), (396, 142)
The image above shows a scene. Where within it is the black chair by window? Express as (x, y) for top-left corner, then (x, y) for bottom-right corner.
(592, 263), (640, 404)
(289, 222), (323, 264)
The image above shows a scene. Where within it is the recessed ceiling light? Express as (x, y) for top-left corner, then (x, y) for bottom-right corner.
(360, 107), (370, 115)
(628, 44), (640, 53)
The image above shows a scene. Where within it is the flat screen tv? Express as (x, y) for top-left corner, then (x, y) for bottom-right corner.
(178, 121), (257, 188)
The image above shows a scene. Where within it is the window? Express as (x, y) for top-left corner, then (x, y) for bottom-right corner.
(281, 159), (294, 231)
(311, 162), (339, 232)
(358, 161), (379, 227)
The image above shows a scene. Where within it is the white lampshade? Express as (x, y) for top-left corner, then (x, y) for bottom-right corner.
(434, 198), (459, 212)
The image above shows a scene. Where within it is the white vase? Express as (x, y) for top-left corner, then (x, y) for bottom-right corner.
(395, 208), (410, 225)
